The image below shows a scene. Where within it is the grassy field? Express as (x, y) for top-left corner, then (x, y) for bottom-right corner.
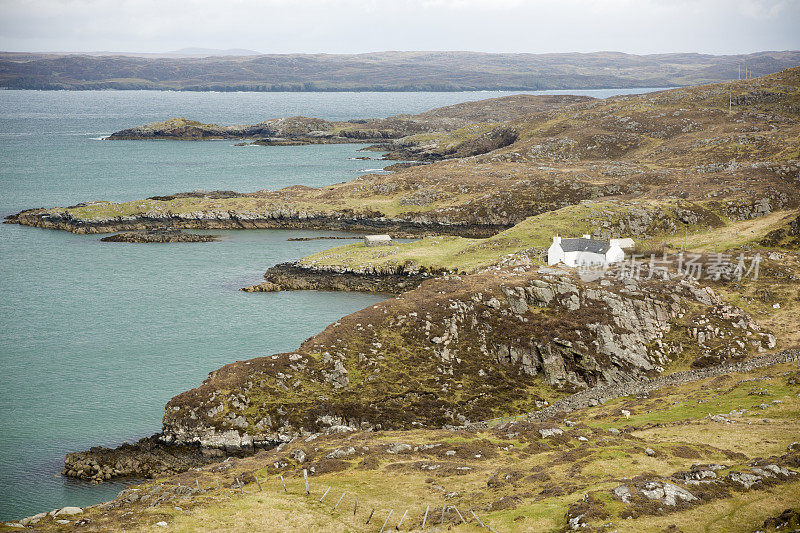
(299, 202), (798, 275)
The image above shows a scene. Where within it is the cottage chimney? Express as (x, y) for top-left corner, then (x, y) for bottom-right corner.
(553, 236), (562, 244)
(582, 234), (592, 239)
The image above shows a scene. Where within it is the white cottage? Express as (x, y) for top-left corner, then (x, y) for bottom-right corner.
(548, 235), (627, 267)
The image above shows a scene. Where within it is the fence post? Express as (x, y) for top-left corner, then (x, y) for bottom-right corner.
(279, 474), (287, 493)
(354, 496), (358, 516)
(303, 469), (309, 495)
(366, 508), (375, 524)
(254, 475), (262, 491)
(380, 509), (393, 533)
(453, 506), (465, 524)
(471, 510), (486, 528)
(422, 505), (429, 529)
(334, 492), (346, 510)
(397, 509), (408, 530)
(440, 503), (446, 525)
(319, 486), (331, 503)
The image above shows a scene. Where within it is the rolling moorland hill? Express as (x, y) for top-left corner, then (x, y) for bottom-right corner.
(3, 69), (800, 531)
(10, 66), (800, 238)
(2, 50), (800, 91)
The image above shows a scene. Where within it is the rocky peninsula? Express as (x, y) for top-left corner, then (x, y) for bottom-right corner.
(99, 229), (219, 243)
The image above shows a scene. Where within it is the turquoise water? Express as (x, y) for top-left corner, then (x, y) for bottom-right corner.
(0, 87), (665, 520)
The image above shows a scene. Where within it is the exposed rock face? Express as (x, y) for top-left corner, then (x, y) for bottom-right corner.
(241, 261), (437, 294)
(100, 229), (219, 243)
(159, 268), (772, 452)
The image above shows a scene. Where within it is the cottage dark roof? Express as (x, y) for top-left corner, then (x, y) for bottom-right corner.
(560, 238), (610, 254)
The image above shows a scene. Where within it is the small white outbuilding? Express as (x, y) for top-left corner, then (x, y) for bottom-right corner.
(547, 234), (627, 268)
(364, 234), (393, 247)
(609, 238), (635, 250)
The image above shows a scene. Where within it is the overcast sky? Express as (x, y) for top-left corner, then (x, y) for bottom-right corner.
(1, 0), (798, 55)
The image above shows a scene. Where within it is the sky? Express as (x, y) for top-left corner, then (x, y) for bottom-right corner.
(0, 0), (798, 55)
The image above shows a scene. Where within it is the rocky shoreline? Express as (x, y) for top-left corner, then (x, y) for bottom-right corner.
(241, 261), (440, 293)
(4, 208), (506, 238)
(62, 435), (233, 483)
(59, 348), (798, 485)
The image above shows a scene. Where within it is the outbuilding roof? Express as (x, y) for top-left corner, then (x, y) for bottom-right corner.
(560, 238), (610, 254)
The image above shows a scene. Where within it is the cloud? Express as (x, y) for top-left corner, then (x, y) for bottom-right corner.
(0, 0), (797, 54)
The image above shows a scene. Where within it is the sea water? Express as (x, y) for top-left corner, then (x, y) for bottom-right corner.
(0, 87), (665, 519)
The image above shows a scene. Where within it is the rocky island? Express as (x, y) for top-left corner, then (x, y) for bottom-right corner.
(5, 68), (800, 531)
(99, 229), (219, 243)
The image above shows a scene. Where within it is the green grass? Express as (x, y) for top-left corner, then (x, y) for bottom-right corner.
(299, 199), (734, 274)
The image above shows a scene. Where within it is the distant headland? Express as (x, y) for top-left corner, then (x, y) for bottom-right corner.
(2, 50), (799, 91)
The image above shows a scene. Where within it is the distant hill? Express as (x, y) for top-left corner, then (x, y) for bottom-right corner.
(164, 48), (263, 57)
(1, 50), (799, 91)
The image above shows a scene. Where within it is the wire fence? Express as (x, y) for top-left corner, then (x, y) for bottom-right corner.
(234, 468), (501, 532)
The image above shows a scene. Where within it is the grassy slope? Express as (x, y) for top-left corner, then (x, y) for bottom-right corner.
(299, 202), (800, 275)
(11, 362), (799, 532)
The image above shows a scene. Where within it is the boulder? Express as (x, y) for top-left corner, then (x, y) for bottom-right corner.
(640, 481), (697, 506)
(325, 446), (356, 459)
(55, 507), (83, 516)
(290, 449), (307, 463)
(612, 484), (632, 503)
(538, 428), (564, 439)
(386, 443), (413, 454)
(727, 471), (762, 489)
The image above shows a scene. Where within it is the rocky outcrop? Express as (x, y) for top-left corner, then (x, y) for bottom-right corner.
(105, 114), (459, 145)
(392, 126), (519, 161)
(158, 267), (774, 453)
(506, 349), (798, 426)
(107, 116), (340, 141)
(241, 261), (436, 294)
(4, 206), (508, 237)
(100, 229), (219, 243)
(605, 453), (799, 518)
(62, 435), (228, 482)
(717, 193), (790, 221)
